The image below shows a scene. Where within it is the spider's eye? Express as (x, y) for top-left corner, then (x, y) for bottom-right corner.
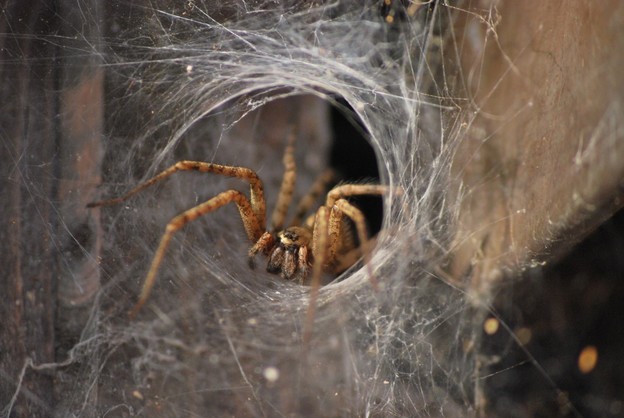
(281, 229), (300, 243)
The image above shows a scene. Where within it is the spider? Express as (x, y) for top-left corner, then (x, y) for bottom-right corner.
(88, 130), (395, 320)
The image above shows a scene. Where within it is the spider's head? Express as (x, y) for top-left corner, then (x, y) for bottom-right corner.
(266, 226), (312, 284)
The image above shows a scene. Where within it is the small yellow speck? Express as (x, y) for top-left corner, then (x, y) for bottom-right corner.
(578, 345), (598, 374)
(132, 390), (144, 400)
(483, 317), (499, 335)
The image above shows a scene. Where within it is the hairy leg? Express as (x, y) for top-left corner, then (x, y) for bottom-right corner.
(130, 189), (261, 317)
(332, 198), (377, 290)
(289, 168), (335, 227)
(88, 160), (267, 231)
(303, 205), (330, 345)
(270, 129), (297, 231)
(325, 184), (390, 208)
(331, 236), (379, 274)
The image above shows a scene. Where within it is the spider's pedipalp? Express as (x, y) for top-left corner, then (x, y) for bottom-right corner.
(248, 231), (275, 269)
(296, 245), (310, 284)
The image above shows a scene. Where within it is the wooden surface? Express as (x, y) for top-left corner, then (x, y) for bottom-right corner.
(0, 1), (103, 415)
(449, 1), (624, 294)
(1, 3), (59, 415)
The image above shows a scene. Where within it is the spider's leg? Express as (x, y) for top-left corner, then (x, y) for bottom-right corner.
(332, 236), (379, 274)
(325, 184), (391, 207)
(270, 130), (296, 231)
(87, 161), (267, 231)
(130, 189), (262, 317)
(325, 203), (355, 268)
(321, 183), (396, 284)
(248, 231), (274, 269)
(331, 198), (378, 291)
(303, 205), (330, 345)
(289, 168), (335, 227)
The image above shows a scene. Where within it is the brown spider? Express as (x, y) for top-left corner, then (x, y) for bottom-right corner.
(88, 130), (394, 319)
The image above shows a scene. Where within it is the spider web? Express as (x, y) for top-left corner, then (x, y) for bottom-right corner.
(5, 1), (488, 416)
(4, 1), (621, 417)
(66, 3), (473, 416)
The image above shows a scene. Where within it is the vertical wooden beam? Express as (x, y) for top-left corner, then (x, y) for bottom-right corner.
(0, 0), (103, 415)
(0, 2), (59, 416)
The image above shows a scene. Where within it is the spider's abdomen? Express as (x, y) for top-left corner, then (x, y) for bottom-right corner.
(266, 226), (312, 284)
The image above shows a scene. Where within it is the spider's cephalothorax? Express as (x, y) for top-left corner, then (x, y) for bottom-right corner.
(88, 129), (394, 317)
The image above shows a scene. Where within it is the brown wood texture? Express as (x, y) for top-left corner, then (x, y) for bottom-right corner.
(0, 1), (103, 415)
(449, 1), (624, 294)
(1, 3), (59, 415)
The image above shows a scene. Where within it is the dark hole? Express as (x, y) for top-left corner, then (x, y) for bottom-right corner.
(329, 98), (383, 236)
(484, 208), (624, 417)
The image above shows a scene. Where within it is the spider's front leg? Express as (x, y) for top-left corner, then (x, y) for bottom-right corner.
(88, 161), (268, 231)
(302, 197), (376, 343)
(302, 205), (330, 344)
(87, 159), (271, 315)
(324, 184), (399, 288)
(130, 189), (263, 317)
